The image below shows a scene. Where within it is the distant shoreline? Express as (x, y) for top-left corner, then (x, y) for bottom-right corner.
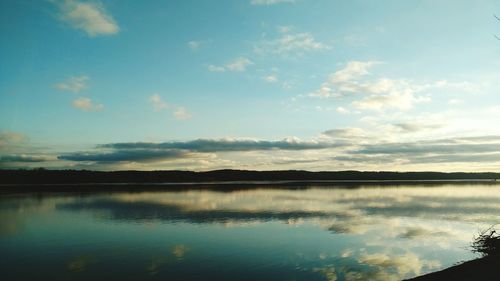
(2, 169), (500, 183)
(1, 178), (500, 186)
(1, 169), (500, 193)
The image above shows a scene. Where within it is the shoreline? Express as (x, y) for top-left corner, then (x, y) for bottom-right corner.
(2, 169), (500, 186)
(405, 256), (499, 281)
(1, 179), (500, 194)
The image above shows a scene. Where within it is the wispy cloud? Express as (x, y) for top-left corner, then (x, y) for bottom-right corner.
(0, 131), (26, 147)
(54, 75), (89, 93)
(330, 61), (379, 83)
(391, 122), (442, 133)
(207, 65), (226, 72)
(58, 149), (194, 163)
(322, 127), (367, 140)
(0, 131), (30, 158)
(262, 74), (278, 83)
(336, 107), (350, 114)
(328, 135), (500, 167)
(72, 97), (103, 111)
(187, 40), (202, 51)
(356, 252), (440, 279)
(148, 94), (191, 120)
(11, 127), (500, 170)
(149, 94), (168, 111)
(353, 137), (500, 156)
(58, 137), (336, 164)
(308, 61), (378, 98)
(52, 0), (119, 37)
(209, 57), (254, 72)
(173, 107), (191, 120)
(0, 131), (59, 168)
(0, 154), (55, 163)
(309, 61), (432, 111)
(255, 32), (329, 57)
(100, 137), (334, 153)
(250, 0), (295, 5)
(351, 81), (431, 111)
(277, 25), (294, 33)
(226, 57), (254, 71)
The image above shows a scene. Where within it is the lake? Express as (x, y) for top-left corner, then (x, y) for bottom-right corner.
(1, 183), (499, 281)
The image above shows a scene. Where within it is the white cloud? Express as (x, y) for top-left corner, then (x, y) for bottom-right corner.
(148, 94), (191, 121)
(449, 98), (463, 105)
(352, 80), (431, 111)
(0, 131), (28, 155)
(53, 0), (119, 37)
(54, 75), (89, 93)
(262, 74), (278, 83)
(308, 84), (337, 98)
(336, 107), (350, 114)
(207, 65), (226, 72)
(309, 61), (432, 111)
(187, 40), (201, 51)
(282, 81), (294, 89)
(225, 57), (254, 71)
(329, 61), (379, 83)
(358, 252), (440, 277)
(277, 25), (294, 33)
(72, 97), (103, 111)
(208, 57), (254, 72)
(250, 0), (295, 5)
(149, 94), (168, 111)
(322, 127), (367, 140)
(390, 122), (442, 133)
(255, 32), (329, 56)
(173, 107), (192, 120)
(432, 80), (480, 93)
(313, 266), (337, 281)
(0, 131), (26, 147)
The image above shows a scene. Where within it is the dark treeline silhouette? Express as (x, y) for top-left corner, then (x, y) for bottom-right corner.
(1, 169), (500, 185)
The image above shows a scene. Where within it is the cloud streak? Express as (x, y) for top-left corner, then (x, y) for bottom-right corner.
(148, 94), (191, 121)
(53, 0), (119, 37)
(58, 149), (194, 163)
(100, 138), (335, 153)
(187, 40), (201, 51)
(255, 32), (329, 57)
(208, 57), (254, 72)
(58, 138), (337, 164)
(149, 94), (168, 111)
(54, 75), (89, 93)
(308, 61), (433, 111)
(0, 154), (54, 163)
(173, 107), (191, 120)
(0, 131), (26, 147)
(50, 133), (500, 168)
(72, 97), (103, 111)
(250, 0), (295, 5)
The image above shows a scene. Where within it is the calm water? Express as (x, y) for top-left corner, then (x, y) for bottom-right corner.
(1, 184), (499, 281)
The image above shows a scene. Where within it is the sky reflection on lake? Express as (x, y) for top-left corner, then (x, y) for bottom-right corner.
(1, 184), (499, 281)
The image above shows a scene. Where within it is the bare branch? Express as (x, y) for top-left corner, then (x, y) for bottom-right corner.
(471, 225), (500, 257)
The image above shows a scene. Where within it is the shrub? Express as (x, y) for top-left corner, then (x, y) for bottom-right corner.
(471, 226), (500, 257)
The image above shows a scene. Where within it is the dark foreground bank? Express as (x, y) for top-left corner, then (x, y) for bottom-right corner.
(405, 256), (500, 281)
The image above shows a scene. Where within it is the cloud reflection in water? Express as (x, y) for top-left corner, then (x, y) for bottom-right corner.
(2, 184), (499, 281)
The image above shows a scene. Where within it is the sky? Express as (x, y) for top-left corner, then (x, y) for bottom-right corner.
(1, 0), (500, 171)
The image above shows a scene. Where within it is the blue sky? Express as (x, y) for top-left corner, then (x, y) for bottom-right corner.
(1, 0), (500, 171)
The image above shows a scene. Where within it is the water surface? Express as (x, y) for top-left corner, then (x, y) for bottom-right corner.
(1, 184), (499, 281)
